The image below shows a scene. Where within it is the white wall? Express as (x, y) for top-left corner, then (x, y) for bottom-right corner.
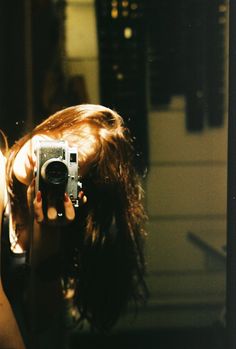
(114, 97), (227, 331)
(143, 97), (227, 329)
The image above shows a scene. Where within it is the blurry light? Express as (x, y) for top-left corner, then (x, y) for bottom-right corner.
(117, 73), (124, 80)
(124, 27), (133, 39)
(122, 0), (129, 7)
(122, 10), (129, 17)
(218, 17), (226, 24)
(111, 8), (118, 18)
(219, 4), (227, 12)
(131, 3), (138, 10)
(111, 0), (118, 7)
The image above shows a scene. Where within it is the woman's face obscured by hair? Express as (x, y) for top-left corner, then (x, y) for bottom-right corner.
(15, 104), (130, 186)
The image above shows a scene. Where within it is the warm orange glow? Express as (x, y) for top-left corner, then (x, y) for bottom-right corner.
(111, 8), (118, 18)
(122, 1), (129, 7)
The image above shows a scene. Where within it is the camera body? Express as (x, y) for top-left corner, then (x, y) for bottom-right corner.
(35, 140), (80, 209)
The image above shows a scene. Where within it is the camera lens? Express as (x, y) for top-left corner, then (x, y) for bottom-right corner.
(41, 159), (68, 186)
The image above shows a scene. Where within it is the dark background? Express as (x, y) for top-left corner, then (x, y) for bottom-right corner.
(0, 0), (229, 348)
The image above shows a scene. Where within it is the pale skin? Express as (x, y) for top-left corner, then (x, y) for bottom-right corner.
(0, 150), (26, 349)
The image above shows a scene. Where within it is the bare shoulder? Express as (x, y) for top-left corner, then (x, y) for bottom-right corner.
(0, 281), (26, 348)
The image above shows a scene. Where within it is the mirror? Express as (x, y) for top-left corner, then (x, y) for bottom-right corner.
(66, 1), (228, 348)
(0, 0), (228, 348)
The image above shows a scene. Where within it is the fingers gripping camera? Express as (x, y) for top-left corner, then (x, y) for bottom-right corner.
(35, 140), (81, 211)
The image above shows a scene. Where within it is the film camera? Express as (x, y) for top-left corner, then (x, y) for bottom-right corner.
(35, 140), (81, 214)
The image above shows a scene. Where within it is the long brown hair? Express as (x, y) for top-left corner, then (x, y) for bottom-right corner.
(6, 104), (148, 332)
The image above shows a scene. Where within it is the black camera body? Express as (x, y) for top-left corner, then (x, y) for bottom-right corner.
(35, 140), (80, 210)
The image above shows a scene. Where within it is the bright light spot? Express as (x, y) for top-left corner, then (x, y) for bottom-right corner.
(122, 0), (129, 7)
(124, 27), (132, 39)
(111, 8), (118, 18)
(117, 73), (124, 80)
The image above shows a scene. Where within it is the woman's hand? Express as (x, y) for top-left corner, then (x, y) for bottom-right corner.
(33, 191), (75, 223)
(17, 135), (88, 225)
(32, 188), (87, 225)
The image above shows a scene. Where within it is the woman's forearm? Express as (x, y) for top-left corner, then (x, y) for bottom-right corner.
(0, 283), (26, 349)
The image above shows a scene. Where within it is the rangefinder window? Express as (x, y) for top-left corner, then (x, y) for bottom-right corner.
(70, 153), (77, 163)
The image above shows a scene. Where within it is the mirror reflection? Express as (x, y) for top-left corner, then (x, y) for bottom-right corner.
(0, 0), (228, 348)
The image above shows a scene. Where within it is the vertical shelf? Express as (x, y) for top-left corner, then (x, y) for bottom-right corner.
(95, 0), (149, 173)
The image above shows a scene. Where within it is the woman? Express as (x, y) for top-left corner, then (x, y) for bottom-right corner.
(0, 132), (26, 349)
(4, 104), (148, 346)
